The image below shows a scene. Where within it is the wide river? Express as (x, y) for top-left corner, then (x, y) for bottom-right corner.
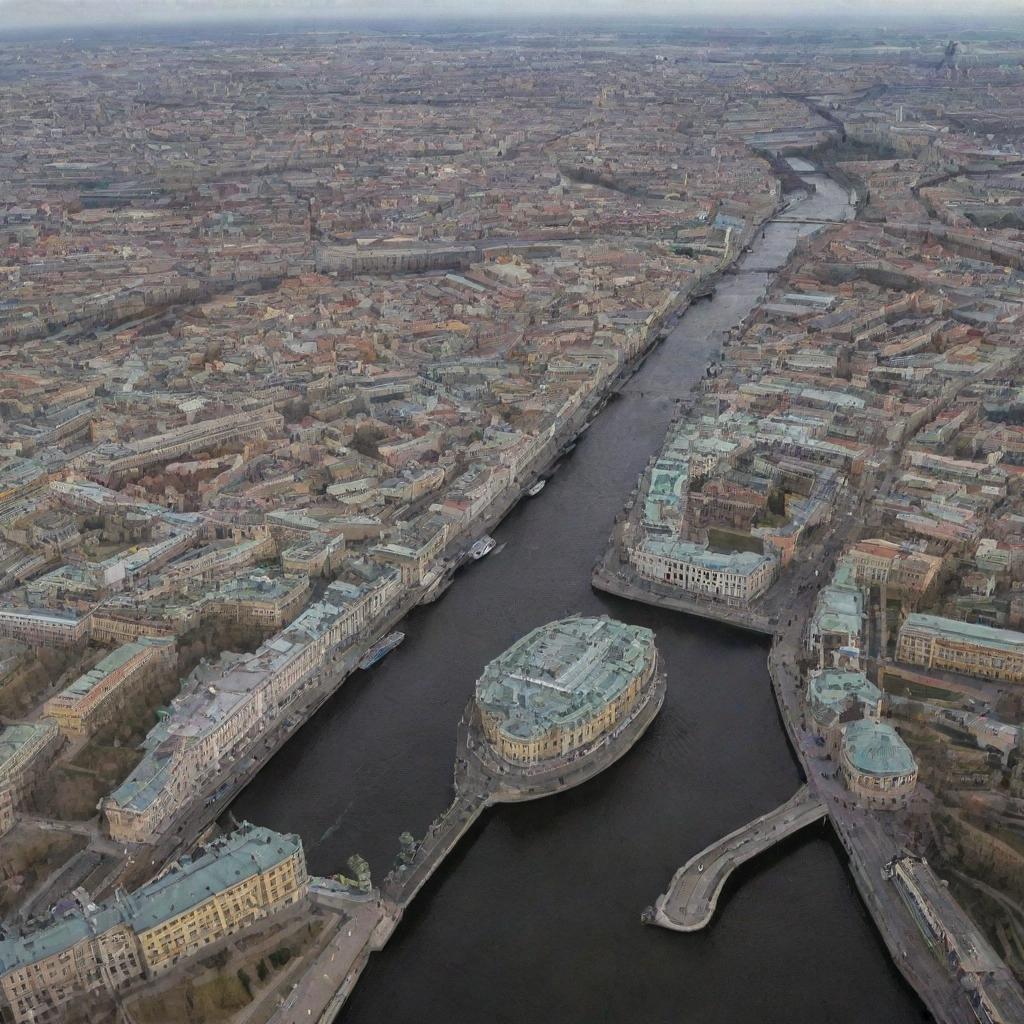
(235, 169), (925, 1023)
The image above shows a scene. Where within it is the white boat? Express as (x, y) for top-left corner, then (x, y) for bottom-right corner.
(470, 536), (496, 560)
(358, 632), (405, 670)
(527, 480), (546, 497)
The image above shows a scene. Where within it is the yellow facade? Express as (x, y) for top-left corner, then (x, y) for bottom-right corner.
(138, 850), (307, 973)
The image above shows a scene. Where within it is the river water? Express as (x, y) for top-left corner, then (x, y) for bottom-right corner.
(235, 171), (925, 1023)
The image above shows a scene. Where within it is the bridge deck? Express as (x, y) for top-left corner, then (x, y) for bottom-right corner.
(649, 785), (828, 932)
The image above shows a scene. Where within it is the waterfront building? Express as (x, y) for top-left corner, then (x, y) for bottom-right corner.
(475, 615), (657, 766)
(805, 669), (882, 740)
(896, 613), (1024, 683)
(0, 720), (61, 835)
(839, 719), (918, 808)
(43, 638), (176, 738)
(629, 537), (778, 606)
(885, 854), (1024, 1024)
(103, 565), (402, 843)
(0, 823), (307, 1024)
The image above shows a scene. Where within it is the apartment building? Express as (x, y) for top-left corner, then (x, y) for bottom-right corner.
(203, 572), (310, 629)
(0, 720), (61, 834)
(0, 824), (306, 1024)
(846, 539), (944, 596)
(43, 638), (176, 738)
(103, 564), (402, 843)
(0, 608), (90, 648)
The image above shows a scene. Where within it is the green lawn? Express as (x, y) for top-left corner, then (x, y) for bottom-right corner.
(881, 673), (960, 703)
(707, 527), (764, 555)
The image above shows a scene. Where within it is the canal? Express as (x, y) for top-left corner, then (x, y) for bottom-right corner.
(234, 169), (925, 1023)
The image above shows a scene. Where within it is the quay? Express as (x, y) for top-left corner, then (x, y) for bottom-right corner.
(646, 785), (826, 932)
(591, 558), (774, 636)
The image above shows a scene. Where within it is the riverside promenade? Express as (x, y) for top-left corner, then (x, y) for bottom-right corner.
(592, 556), (775, 636)
(647, 785), (826, 932)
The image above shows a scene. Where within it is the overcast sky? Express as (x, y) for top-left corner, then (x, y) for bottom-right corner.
(2, 0), (1022, 31)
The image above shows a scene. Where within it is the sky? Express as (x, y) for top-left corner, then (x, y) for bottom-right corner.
(2, 0), (1023, 31)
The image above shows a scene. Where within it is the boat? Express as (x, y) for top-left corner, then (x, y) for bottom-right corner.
(470, 535), (496, 560)
(420, 574), (453, 605)
(358, 632), (405, 670)
(419, 565), (453, 605)
(527, 480), (546, 497)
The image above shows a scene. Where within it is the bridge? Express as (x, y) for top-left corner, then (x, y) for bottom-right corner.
(647, 785), (828, 932)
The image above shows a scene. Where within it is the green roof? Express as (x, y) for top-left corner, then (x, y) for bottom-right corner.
(842, 720), (917, 777)
(640, 537), (774, 575)
(475, 616), (655, 741)
(61, 639), (165, 700)
(902, 613), (1024, 653)
(0, 721), (55, 775)
(808, 670), (881, 712)
(810, 569), (864, 637)
(0, 824), (302, 974)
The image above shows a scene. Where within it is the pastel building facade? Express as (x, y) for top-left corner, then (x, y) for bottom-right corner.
(476, 615), (657, 766)
(629, 537), (778, 606)
(897, 613), (1024, 683)
(0, 824), (306, 1024)
(840, 719), (918, 809)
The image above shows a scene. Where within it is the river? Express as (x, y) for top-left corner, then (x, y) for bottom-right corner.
(234, 168), (925, 1023)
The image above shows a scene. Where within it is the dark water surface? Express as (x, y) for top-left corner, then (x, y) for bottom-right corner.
(234, 174), (924, 1023)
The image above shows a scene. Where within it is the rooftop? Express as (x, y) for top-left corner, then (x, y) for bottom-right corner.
(842, 720), (917, 777)
(475, 616), (655, 741)
(640, 537), (774, 576)
(902, 612), (1024, 653)
(0, 824), (302, 973)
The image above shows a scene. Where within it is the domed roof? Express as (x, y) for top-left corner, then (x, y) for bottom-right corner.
(842, 720), (916, 777)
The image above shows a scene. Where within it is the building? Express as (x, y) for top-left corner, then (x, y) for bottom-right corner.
(475, 615), (657, 766)
(897, 613), (1024, 683)
(0, 720), (61, 835)
(885, 854), (1024, 1024)
(0, 824), (307, 1024)
(203, 572), (310, 629)
(629, 537), (778, 606)
(87, 408), (283, 477)
(846, 539), (944, 596)
(0, 607), (89, 648)
(43, 638), (176, 738)
(807, 563), (864, 667)
(103, 565), (402, 843)
(839, 719), (918, 808)
(805, 669), (882, 740)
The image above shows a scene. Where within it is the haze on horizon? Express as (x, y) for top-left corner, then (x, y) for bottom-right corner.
(2, 0), (1023, 32)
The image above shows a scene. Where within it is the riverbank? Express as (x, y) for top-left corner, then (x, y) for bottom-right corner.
(239, 162), (922, 1024)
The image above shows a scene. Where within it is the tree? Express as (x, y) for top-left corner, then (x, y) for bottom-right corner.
(351, 424), (385, 459)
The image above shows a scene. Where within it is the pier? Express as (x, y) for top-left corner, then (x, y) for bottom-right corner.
(648, 786), (827, 932)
